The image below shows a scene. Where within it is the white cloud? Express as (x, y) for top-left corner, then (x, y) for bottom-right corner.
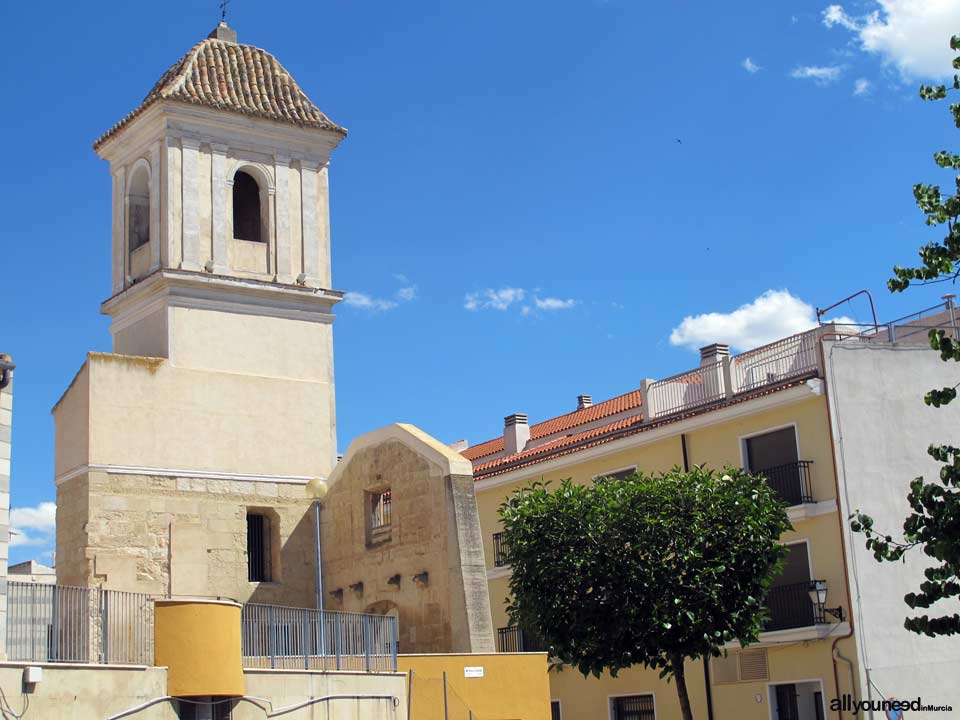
(343, 292), (397, 312)
(533, 297), (577, 311)
(742, 57), (762, 74)
(10, 502), (56, 548)
(853, 77), (872, 95)
(790, 65), (842, 83)
(822, 1), (960, 80)
(343, 281), (418, 313)
(464, 288), (526, 311)
(669, 290), (855, 352)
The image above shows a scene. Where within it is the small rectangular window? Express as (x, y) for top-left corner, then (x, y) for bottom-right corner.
(596, 466), (637, 481)
(371, 489), (392, 530)
(551, 700), (562, 720)
(247, 513), (271, 582)
(612, 695), (655, 720)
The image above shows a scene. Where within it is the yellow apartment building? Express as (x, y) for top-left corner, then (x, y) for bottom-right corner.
(463, 321), (956, 720)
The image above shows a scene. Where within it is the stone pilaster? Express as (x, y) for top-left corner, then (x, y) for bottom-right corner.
(149, 142), (162, 273)
(210, 144), (229, 275)
(180, 138), (202, 272)
(274, 155), (292, 284)
(299, 160), (320, 287)
(111, 167), (125, 293)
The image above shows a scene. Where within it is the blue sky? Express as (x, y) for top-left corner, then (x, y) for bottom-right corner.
(3, 0), (960, 562)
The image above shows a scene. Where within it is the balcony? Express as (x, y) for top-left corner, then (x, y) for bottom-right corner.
(763, 580), (825, 632)
(497, 626), (546, 653)
(757, 460), (814, 507)
(492, 532), (508, 567)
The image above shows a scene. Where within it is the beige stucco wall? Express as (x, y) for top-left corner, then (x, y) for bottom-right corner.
(238, 669), (407, 719)
(0, 663), (173, 719)
(322, 426), (495, 654)
(54, 352), (334, 480)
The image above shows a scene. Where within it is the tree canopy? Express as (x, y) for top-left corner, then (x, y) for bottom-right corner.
(499, 467), (791, 720)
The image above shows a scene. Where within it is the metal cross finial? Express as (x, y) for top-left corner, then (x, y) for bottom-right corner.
(220, 0), (230, 21)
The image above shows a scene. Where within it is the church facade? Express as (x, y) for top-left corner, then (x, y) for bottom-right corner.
(52, 23), (495, 658)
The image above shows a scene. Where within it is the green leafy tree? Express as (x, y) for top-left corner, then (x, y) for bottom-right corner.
(499, 467), (790, 720)
(849, 33), (960, 638)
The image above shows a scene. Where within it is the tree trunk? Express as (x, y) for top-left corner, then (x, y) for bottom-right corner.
(672, 652), (695, 720)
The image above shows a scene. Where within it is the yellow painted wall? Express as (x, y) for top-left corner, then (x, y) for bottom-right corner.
(399, 653), (551, 720)
(476, 392), (864, 718)
(155, 600), (244, 697)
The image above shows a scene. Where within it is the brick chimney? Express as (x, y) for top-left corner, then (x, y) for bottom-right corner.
(577, 395), (593, 410)
(503, 414), (530, 455)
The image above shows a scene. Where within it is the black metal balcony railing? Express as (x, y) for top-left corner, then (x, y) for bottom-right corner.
(764, 580), (825, 632)
(492, 532), (508, 567)
(497, 626), (546, 653)
(757, 460), (814, 507)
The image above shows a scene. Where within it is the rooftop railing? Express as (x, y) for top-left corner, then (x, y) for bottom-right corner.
(643, 328), (823, 421)
(496, 626), (546, 653)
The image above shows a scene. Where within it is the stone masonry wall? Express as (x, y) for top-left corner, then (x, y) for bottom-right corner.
(322, 438), (494, 654)
(58, 471), (317, 607)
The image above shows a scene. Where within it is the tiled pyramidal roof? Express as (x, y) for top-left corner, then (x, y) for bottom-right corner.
(94, 24), (346, 149)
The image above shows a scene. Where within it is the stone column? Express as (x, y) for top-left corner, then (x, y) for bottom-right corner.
(180, 137), (202, 272)
(299, 160), (320, 286)
(149, 142), (162, 272)
(210, 143), (229, 275)
(111, 167), (126, 293)
(274, 155), (292, 284)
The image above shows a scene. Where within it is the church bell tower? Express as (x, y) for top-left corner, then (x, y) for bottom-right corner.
(54, 23), (347, 603)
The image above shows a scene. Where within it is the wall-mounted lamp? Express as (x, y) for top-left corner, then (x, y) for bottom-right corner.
(807, 579), (845, 622)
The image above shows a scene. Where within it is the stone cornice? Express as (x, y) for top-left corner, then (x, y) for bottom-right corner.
(101, 268), (343, 332)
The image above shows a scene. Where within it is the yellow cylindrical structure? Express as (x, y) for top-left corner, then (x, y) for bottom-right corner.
(154, 599), (244, 697)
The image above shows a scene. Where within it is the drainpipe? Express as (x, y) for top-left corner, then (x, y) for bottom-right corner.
(0, 356), (13, 390)
(817, 338), (857, 720)
(681, 434), (716, 720)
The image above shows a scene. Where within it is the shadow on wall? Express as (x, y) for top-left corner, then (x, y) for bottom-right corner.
(246, 507), (318, 608)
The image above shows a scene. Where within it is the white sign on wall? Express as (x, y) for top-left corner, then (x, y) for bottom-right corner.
(464, 666), (484, 678)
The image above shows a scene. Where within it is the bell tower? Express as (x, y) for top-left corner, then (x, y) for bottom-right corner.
(94, 21), (346, 376)
(54, 23), (348, 602)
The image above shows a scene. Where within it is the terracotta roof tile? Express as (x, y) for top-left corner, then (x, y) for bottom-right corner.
(461, 389), (643, 462)
(470, 377), (813, 479)
(94, 34), (346, 150)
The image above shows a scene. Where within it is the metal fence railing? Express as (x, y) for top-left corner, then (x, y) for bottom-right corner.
(764, 580), (823, 632)
(646, 361), (725, 419)
(241, 603), (397, 672)
(757, 460), (814, 507)
(6, 582), (154, 664)
(492, 532), (508, 567)
(496, 626), (547, 653)
(732, 329), (821, 394)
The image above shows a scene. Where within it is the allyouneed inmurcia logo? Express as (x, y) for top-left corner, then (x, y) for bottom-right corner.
(830, 695), (954, 716)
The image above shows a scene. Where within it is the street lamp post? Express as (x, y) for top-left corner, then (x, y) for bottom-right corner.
(305, 476), (329, 660)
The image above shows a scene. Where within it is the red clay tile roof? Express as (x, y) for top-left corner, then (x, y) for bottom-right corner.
(469, 378), (814, 480)
(461, 389), (643, 462)
(95, 34), (346, 150)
